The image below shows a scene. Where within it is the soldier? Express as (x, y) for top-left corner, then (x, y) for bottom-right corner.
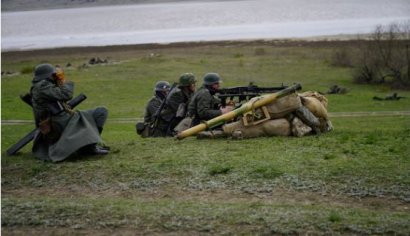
(141, 80), (171, 137)
(143, 81), (171, 123)
(187, 73), (233, 126)
(160, 73), (197, 135)
(30, 64), (109, 162)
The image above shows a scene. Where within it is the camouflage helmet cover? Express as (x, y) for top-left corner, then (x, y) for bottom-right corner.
(203, 72), (221, 85)
(154, 81), (171, 92)
(179, 73), (196, 86)
(33, 63), (56, 81)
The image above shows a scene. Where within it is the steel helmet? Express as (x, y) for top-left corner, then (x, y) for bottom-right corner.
(179, 73), (196, 86)
(203, 73), (221, 85)
(33, 64), (56, 81)
(154, 81), (171, 92)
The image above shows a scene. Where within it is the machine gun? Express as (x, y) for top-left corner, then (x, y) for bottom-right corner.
(6, 93), (87, 156)
(217, 84), (288, 106)
(176, 83), (302, 139)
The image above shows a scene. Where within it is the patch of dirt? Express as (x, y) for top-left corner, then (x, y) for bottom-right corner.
(2, 185), (408, 212)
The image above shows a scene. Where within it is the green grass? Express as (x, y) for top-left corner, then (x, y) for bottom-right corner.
(2, 41), (410, 234)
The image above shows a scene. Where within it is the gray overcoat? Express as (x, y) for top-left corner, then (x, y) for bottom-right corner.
(31, 78), (105, 162)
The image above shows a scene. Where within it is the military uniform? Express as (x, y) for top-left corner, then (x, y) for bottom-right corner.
(144, 95), (163, 124)
(140, 74), (196, 136)
(160, 87), (192, 132)
(143, 94), (169, 137)
(31, 64), (108, 162)
(140, 81), (171, 137)
(187, 86), (222, 125)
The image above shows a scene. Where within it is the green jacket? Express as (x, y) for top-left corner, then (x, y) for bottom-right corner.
(31, 79), (102, 162)
(143, 94), (169, 137)
(143, 95), (163, 123)
(160, 87), (192, 130)
(187, 86), (222, 122)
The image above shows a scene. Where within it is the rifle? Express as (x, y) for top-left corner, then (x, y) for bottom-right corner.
(149, 82), (178, 134)
(6, 93), (87, 156)
(217, 84), (288, 106)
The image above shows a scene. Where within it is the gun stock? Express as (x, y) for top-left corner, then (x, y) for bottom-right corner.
(6, 93), (87, 156)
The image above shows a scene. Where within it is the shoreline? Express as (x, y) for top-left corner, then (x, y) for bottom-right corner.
(2, 35), (370, 61)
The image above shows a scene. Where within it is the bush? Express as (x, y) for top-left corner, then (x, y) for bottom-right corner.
(352, 21), (410, 89)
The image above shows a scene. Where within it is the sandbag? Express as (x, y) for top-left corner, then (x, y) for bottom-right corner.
(323, 119), (334, 132)
(248, 93), (302, 119)
(294, 106), (320, 130)
(300, 96), (328, 120)
(223, 118), (291, 138)
(299, 91), (328, 108)
(266, 93), (302, 118)
(291, 117), (312, 137)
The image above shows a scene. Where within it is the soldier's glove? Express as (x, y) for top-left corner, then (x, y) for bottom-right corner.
(54, 67), (65, 87)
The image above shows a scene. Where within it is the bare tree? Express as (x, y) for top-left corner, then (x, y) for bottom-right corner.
(353, 21), (410, 89)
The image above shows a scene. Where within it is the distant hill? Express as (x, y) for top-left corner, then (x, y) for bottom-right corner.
(1, 0), (213, 12)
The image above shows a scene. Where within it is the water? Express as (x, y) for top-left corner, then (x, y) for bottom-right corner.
(2, 0), (409, 51)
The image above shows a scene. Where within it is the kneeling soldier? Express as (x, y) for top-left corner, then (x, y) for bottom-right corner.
(31, 64), (109, 162)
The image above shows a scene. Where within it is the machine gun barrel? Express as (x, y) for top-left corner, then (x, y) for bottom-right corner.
(176, 83), (301, 140)
(217, 85), (287, 106)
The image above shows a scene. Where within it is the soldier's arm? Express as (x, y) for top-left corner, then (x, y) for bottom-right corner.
(145, 98), (160, 118)
(143, 105), (152, 123)
(39, 81), (73, 102)
(197, 92), (222, 120)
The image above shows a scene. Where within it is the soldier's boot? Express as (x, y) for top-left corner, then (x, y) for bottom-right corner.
(79, 144), (109, 155)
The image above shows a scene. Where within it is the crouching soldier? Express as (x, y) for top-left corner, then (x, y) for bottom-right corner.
(137, 81), (171, 137)
(187, 73), (233, 126)
(160, 73), (197, 135)
(31, 64), (109, 162)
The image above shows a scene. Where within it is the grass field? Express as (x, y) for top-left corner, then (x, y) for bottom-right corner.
(2, 40), (410, 235)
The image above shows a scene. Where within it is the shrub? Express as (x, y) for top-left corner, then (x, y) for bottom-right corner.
(352, 21), (410, 89)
